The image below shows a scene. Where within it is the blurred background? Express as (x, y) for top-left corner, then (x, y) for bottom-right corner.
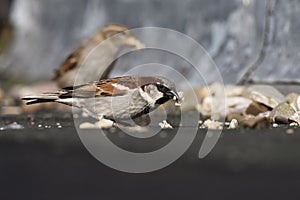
(1, 1), (300, 200)
(0, 0), (299, 86)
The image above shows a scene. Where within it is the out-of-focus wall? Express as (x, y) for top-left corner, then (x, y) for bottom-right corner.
(0, 0), (12, 26)
(0, 0), (13, 54)
(0, 0), (298, 84)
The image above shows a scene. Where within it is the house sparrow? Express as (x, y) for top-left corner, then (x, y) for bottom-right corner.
(53, 24), (145, 88)
(22, 76), (181, 128)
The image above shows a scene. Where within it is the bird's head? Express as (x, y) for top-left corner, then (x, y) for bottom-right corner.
(101, 23), (144, 49)
(139, 77), (180, 107)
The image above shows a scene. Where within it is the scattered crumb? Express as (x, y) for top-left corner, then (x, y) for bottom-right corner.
(159, 120), (173, 129)
(202, 119), (223, 130)
(286, 129), (295, 135)
(95, 119), (114, 129)
(272, 123), (279, 128)
(289, 122), (299, 127)
(56, 122), (62, 128)
(79, 122), (97, 129)
(229, 119), (239, 129)
(80, 119), (114, 129)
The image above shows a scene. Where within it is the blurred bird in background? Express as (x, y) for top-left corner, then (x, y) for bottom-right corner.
(53, 23), (145, 88)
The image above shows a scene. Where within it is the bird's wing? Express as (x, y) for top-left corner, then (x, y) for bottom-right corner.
(59, 76), (161, 98)
(52, 46), (84, 80)
(60, 77), (134, 98)
(53, 30), (106, 81)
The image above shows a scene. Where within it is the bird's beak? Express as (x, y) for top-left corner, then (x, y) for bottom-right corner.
(125, 36), (145, 50)
(166, 90), (179, 102)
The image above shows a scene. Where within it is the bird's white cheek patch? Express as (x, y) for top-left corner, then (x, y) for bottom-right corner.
(139, 88), (156, 107)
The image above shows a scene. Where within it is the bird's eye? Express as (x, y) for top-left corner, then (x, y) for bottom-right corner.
(120, 32), (127, 36)
(157, 84), (166, 92)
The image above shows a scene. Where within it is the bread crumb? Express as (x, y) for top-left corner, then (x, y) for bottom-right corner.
(229, 119), (239, 129)
(159, 120), (173, 129)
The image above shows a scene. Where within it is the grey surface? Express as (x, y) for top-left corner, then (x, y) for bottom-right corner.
(0, 115), (300, 199)
(1, 0), (300, 85)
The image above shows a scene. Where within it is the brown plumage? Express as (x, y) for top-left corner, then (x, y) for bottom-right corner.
(58, 76), (162, 98)
(53, 24), (144, 88)
(22, 76), (180, 125)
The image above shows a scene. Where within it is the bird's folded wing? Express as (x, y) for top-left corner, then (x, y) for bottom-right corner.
(61, 78), (131, 98)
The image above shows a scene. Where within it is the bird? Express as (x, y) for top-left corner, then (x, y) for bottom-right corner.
(22, 76), (182, 128)
(53, 24), (145, 88)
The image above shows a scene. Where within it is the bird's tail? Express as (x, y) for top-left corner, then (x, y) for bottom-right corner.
(21, 93), (60, 105)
